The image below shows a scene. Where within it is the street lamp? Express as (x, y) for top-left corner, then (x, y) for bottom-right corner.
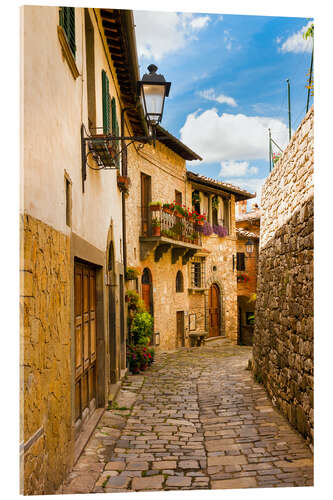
(137, 64), (171, 131)
(82, 64), (171, 174)
(246, 239), (254, 254)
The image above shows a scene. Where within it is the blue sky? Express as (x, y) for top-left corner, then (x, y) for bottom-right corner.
(133, 10), (313, 205)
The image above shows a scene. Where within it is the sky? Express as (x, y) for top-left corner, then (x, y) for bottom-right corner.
(133, 10), (313, 205)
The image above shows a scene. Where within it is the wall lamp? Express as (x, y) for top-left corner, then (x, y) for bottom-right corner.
(81, 64), (171, 179)
(246, 239), (255, 254)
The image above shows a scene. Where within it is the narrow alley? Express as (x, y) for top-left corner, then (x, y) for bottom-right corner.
(59, 339), (313, 494)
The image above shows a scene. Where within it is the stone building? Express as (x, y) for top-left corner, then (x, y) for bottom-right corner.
(20, 6), (147, 494)
(235, 204), (261, 345)
(253, 106), (314, 446)
(125, 157), (255, 350)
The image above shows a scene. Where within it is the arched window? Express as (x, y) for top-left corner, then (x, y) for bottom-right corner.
(142, 267), (152, 285)
(108, 241), (114, 271)
(176, 270), (184, 293)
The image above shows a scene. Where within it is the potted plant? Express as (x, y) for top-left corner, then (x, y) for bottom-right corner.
(117, 174), (130, 192)
(151, 218), (161, 236)
(125, 267), (140, 281)
(162, 202), (173, 214)
(149, 201), (162, 211)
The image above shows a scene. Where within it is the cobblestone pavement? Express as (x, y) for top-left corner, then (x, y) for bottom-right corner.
(58, 339), (313, 494)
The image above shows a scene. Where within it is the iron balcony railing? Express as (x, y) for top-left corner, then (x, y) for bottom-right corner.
(142, 207), (202, 246)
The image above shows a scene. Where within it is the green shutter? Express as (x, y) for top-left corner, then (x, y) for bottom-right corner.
(60, 7), (76, 57)
(111, 98), (120, 167)
(102, 70), (111, 134)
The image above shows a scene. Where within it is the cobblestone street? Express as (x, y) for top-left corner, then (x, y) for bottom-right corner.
(59, 339), (313, 494)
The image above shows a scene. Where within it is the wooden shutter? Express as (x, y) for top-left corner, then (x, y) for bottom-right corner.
(60, 7), (76, 56)
(102, 70), (110, 134)
(111, 98), (120, 167)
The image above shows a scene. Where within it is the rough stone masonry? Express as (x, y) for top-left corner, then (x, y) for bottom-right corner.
(253, 106), (314, 446)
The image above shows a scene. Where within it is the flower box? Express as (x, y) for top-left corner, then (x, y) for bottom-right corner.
(117, 175), (130, 192)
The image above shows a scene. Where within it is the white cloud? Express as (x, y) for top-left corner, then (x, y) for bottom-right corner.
(278, 21), (313, 54)
(180, 109), (289, 164)
(198, 88), (237, 107)
(190, 16), (210, 30)
(134, 11), (211, 61)
(219, 161), (254, 177)
(226, 177), (266, 205)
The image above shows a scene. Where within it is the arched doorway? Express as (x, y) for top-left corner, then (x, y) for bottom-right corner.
(208, 283), (221, 338)
(142, 268), (153, 316)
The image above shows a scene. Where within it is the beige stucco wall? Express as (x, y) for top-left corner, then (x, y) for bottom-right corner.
(21, 6), (129, 494)
(22, 6), (124, 258)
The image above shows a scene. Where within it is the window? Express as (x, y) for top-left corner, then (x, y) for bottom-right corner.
(176, 271), (184, 293)
(192, 190), (200, 213)
(191, 257), (206, 288)
(223, 198), (230, 234)
(175, 190), (182, 205)
(64, 173), (72, 227)
(237, 252), (245, 271)
(59, 7), (76, 57)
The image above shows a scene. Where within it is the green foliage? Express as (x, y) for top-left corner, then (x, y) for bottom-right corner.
(130, 311), (153, 345)
(125, 267), (140, 280)
(303, 23), (314, 40)
(211, 195), (219, 209)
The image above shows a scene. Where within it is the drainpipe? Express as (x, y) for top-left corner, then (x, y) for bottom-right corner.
(121, 107), (131, 275)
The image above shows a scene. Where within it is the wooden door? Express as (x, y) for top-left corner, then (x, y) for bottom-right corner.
(74, 261), (97, 425)
(142, 268), (153, 316)
(176, 311), (185, 347)
(208, 283), (220, 338)
(141, 173), (151, 236)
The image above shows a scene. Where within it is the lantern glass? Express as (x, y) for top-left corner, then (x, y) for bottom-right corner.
(141, 84), (165, 125)
(246, 240), (254, 253)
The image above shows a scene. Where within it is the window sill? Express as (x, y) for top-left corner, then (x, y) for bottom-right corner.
(188, 287), (208, 294)
(57, 25), (80, 80)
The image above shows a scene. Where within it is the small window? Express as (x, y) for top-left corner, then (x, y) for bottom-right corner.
(65, 173), (72, 227)
(59, 7), (76, 57)
(192, 190), (200, 214)
(176, 271), (184, 293)
(191, 257), (205, 288)
(237, 252), (245, 271)
(223, 198), (230, 234)
(175, 190), (182, 206)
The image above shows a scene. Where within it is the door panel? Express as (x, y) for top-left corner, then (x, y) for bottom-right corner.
(141, 173), (151, 236)
(209, 284), (220, 338)
(176, 311), (185, 347)
(74, 261), (97, 426)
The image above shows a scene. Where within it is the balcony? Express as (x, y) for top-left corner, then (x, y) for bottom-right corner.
(139, 207), (203, 263)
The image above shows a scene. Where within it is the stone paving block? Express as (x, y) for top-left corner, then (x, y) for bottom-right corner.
(105, 473), (131, 489)
(126, 461), (149, 470)
(152, 460), (177, 469)
(208, 455), (247, 466)
(132, 475), (164, 490)
(211, 476), (257, 489)
(166, 476), (192, 487)
(178, 460), (200, 469)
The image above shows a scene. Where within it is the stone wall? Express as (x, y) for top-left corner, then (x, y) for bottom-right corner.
(20, 213), (73, 494)
(253, 107), (314, 445)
